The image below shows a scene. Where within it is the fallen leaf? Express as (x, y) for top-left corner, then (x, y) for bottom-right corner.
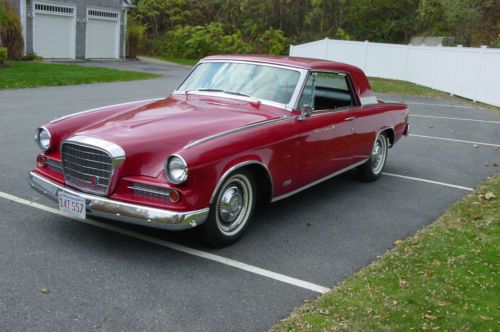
(392, 300), (399, 305)
(41, 288), (50, 294)
(435, 300), (448, 306)
(424, 313), (437, 320)
(394, 240), (403, 246)
(399, 279), (408, 288)
(480, 316), (493, 321)
(484, 192), (496, 200)
(473, 215), (482, 220)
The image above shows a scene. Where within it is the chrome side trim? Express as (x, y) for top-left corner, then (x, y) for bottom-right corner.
(49, 98), (163, 124)
(271, 159), (369, 202)
(209, 161), (274, 204)
(183, 117), (292, 150)
(29, 171), (209, 230)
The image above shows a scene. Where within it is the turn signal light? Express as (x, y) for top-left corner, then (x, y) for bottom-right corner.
(37, 154), (47, 167)
(169, 190), (180, 203)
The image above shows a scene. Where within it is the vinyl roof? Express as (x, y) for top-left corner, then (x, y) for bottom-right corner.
(202, 54), (361, 72)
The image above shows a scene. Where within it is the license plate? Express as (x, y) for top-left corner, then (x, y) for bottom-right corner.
(58, 193), (86, 220)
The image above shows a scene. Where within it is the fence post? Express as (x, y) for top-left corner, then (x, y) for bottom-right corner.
(404, 44), (411, 82)
(473, 46), (487, 102)
(324, 37), (329, 59)
(362, 40), (369, 72)
(450, 45), (463, 96)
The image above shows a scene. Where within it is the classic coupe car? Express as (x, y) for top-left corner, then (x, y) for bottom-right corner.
(29, 55), (409, 246)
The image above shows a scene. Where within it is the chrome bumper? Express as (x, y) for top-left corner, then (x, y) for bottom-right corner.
(28, 171), (209, 230)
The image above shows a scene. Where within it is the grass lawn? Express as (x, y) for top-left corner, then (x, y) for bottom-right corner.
(0, 61), (161, 89)
(368, 77), (448, 97)
(272, 173), (499, 331)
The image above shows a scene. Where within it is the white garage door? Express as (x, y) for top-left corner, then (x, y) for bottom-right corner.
(33, 3), (76, 58)
(86, 10), (120, 59)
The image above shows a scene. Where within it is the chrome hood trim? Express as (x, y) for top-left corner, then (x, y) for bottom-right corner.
(183, 117), (292, 150)
(50, 98), (163, 124)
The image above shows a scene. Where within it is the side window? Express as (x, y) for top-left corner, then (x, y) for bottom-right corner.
(298, 72), (355, 111)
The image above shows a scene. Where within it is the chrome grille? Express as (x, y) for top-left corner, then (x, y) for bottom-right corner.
(130, 183), (173, 202)
(61, 143), (113, 195)
(46, 158), (63, 173)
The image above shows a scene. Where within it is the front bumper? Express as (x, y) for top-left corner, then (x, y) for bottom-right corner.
(28, 171), (209, 230)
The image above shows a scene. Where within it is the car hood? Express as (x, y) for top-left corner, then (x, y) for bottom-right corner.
(74, 95), (279, 178)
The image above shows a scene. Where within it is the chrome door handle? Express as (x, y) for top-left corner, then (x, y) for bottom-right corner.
(344, 116), (356, 121)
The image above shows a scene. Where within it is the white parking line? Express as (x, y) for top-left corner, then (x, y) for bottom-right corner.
(409, 134), (500, 148)
(382, 173), (474, 191)
(410, 114), (500, 124)
(0, 191), (330, 295)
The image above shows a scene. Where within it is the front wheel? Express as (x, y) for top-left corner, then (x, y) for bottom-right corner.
(357, 132), (388, 182)
(199, 170), (256, 247)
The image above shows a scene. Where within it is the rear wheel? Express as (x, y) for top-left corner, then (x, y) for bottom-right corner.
(199, 170), (256, 247)
(357, 132), (388, 182)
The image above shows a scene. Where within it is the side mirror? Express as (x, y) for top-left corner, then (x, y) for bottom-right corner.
(298, 104), (313, 120)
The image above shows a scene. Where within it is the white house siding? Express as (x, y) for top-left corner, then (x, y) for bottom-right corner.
(21, 0), (125, 59)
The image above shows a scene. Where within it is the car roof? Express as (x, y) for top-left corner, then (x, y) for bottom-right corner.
(202, 54), (361, 72)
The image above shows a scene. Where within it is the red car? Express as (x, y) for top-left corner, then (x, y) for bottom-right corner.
(30, 55), (409, 246)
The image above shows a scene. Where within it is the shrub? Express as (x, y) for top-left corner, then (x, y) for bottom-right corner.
(22, 52), (43, 61)
(127, 21), (146, 59)
(144, 23), (254, 58)
(0, 46), (7, 64)
(0, 2), (23, 60)
(255, 28), (288, 55)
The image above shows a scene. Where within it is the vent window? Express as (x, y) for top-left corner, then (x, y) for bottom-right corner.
(88, 10), (119, 20)
(34, 4), (74, 15)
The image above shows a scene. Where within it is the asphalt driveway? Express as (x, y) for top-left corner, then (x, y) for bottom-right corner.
(0, 59), (499, 331)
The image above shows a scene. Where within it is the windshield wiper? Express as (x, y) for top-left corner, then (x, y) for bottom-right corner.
(196, 88), (224, 92)
(193, 89), (260, 106)
(223, 90), (252, 98)
(196, 89), (254, 99)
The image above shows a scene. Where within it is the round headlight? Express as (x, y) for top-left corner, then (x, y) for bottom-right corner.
(35, 127), (51, 151)
(166, 155), (188, 184)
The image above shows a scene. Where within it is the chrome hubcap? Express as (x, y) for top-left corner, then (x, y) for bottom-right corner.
(216, 175), (252, 235)
(219, 186), (244, 223)
(371, 136), (387, 174)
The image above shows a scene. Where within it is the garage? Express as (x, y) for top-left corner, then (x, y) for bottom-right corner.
(33, 3), (76, 59)
(86, 9), (120, 59)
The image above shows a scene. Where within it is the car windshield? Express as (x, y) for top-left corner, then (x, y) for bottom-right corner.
(177, 62), (301, 104)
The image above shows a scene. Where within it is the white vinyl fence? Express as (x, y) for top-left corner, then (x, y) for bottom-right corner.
(290, 38), (500, 107)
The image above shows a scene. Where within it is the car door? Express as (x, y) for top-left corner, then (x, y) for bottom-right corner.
(296, 71), (359, 187)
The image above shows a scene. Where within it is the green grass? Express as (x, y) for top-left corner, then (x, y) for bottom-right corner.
(0, 61), (161, 89)
(272, 173), (500, 331)
(368, 76), (448, 97)
(143, 55), (199, 66)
